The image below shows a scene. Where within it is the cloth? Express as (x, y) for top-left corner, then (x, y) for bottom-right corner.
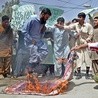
(70, 22), (93, 68)
(69, 30), (77, 48)
(21, 15), (48, 64)
(41, 38), (54, 64)
(0, 24), (13, 57)
(0, 24), (13, 75)
(76, 49), (92, 67)
(14, 49), (29, 76)
(89, 42), (98, 74)
(28, 40), (48, 64)
(0, 57), (11, 75)
(47, 26), (70, 76)
(88, 42), (98, 67)
(90, 28), (98, 60)
(70, 22), (93, 43)
(21, 15), (44, 46)
(4, 51), (76, 95)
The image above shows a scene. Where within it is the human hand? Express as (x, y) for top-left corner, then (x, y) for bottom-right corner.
(54, 24), (63, 29)
(71, 46), (80, 51)
(56, 58), (63, 64)
(62, 58), (67, 64)
(75, 33), (81, 39)
(86, 38), (91, 43)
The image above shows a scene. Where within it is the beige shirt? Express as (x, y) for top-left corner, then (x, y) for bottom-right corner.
(91, 28), (98, 60)
(68, 22), (94, 45)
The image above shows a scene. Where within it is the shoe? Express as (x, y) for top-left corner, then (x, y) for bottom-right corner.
(74, 71), (77, 76)
(76, 73), (82, 79)
(3, 74), (7, 78)
(85, 74), (90, 79)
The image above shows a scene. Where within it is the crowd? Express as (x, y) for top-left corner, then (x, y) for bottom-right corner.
(0, 7), (98, 80)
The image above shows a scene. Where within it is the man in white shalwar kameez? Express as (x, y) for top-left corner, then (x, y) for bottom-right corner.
(47, 17), (70, 77)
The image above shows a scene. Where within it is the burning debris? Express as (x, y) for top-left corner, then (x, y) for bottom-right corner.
(4, 51), (77, 95)
(4, 73), (68, 95)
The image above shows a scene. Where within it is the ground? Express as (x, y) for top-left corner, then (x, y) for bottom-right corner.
(0, 68), (98, 98)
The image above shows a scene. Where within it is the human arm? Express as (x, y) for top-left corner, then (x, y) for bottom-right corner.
(45, 26), (55, 33)
(71, 43), (88, 51)
(54, 23), (71, 30)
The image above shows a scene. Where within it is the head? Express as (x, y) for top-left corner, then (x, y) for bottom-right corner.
(77, 12), (86, 23)
(72, 18), (78, 23)
(57, 17), (65, 26)
(93, 17), (98, 28)
(40, 8), (52, 24)
(2, 15), (10, 28)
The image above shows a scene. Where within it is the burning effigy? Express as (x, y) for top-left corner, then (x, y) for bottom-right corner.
(4, 51), (77, 95)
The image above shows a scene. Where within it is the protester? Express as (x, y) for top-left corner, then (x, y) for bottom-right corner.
(71, 16), (98, 77)
(55, 12), (94, 79)
(46, 17), (70, 77)
(13, 31), (29, 77)
(21, 8), (52, 75)
(0, 15), (13, 78)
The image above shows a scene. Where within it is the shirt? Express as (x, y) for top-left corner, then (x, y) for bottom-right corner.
(65, 22), (94, 45)
(21, 15), (44, 46)
(0, 24), (13, 57)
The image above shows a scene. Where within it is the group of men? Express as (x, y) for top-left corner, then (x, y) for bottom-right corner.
(0, 7), (98, 80)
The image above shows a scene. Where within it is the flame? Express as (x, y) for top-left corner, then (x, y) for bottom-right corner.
(24, 73), (68, 95)
(4, 73), (68, 95)
(26, 73), (41, 93)
(4, 51), (77, 95)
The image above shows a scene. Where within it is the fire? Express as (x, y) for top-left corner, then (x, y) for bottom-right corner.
(4, 51), (76, 95)
(4, 73), (68, 95)
(26, 73), (41, 93)
(24, 73), (68, 95)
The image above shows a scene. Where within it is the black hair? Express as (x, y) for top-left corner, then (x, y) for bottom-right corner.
(94, 16), (98, 19)
(41, 8), (52, 16)
(57, 17), (65, 23)
(78, 12), (86, 19)
(72, 18), (78, 23)
(2, 15), (9, 22)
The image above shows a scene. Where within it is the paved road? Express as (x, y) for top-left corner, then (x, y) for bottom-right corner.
(0, 70), (98, 98)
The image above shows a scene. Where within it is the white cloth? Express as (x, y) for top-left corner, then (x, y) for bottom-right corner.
(47, 26), (70, 76)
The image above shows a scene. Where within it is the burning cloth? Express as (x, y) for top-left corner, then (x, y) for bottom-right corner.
(4, 51), (77, 95)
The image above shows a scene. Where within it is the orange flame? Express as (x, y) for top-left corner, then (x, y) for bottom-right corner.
(25, 73), (68, 95)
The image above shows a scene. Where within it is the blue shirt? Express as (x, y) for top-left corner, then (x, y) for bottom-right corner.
(21, 15), (44, 46)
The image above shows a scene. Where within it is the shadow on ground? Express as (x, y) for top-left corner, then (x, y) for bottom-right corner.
(67, 81), (75, 91)
(75, 81), (95, 86)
